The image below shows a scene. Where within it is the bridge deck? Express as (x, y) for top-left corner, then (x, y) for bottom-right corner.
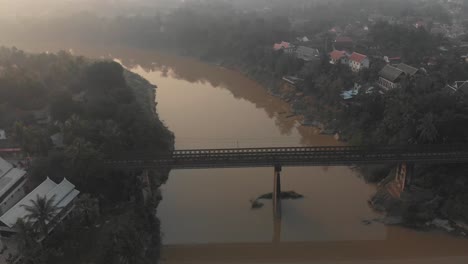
(107, 145), (468, 169)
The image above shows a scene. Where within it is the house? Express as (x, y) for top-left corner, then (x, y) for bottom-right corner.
(0, 177), (80, 237)
(329, 50), (349, 65)
(0, 158), (27, 216)
(333, 36), (354, 51)
(348, 52), (370, 72)
(273, 41), (294, 53)
(445, 81), (468, 94)
(296, 46), (320, 61)
(377, 63), (419, 90)
(296, 36), (310, 43)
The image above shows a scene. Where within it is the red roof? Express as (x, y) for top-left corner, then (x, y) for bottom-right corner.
(273, 41), (291, 51)
(330, 50), (346, 60)
(335, 36), (353, 43)
(349, 52), (368, 63)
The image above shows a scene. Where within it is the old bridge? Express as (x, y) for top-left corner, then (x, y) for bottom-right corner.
(107, 144), (468, 218)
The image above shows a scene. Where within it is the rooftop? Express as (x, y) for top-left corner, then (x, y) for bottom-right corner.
(0, 158), (26, 201)
(379, 63), (419, 82)
(330, 50), (347, 60)
(296, 46), (319, 61)
(379, 65), (404, 82)
(273, 41), (291, 51)
(349, 52), (368, 63)
(396, 63), (418, 76)
(335, 36), (353, 43)
(0, 178), (80, 228)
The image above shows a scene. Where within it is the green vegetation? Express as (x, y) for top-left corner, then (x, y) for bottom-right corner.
(0, 47), (174, 263)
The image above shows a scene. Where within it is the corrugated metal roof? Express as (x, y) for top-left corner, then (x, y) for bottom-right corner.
(296, 46), (319, 61)
(0, 168), (26, 199)
(0, 178), (79, 228)
(396, 63), (418, 76)
(379, 65), (404, 82)
(0, 158), (26, 200)
(0, 158), (13, 177)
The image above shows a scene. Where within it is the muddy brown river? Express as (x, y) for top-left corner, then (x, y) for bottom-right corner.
(3, 42), (468, 263)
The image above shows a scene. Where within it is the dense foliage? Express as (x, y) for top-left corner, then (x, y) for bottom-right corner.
(0, 47), (173, 263)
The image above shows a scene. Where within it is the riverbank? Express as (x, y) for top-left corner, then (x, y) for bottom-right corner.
(148, 48), (468, 238)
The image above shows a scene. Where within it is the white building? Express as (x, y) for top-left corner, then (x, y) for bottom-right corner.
(348, 52), (370, 72)
(0, 158), (27, 216)
(0, 177), (80, 237)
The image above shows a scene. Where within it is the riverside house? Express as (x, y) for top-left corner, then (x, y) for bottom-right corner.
(348, 52), (369, 72)
(378, 63), (419, 90)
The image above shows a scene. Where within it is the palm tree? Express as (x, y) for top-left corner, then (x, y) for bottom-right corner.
(22, 195), (60, 237)
(10, 219), (47, 264)
(417, 113), (439, 143)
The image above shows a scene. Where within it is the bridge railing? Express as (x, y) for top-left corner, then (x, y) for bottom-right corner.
(105, 144), (468, 169)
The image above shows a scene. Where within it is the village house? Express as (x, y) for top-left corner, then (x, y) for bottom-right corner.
(445, 81), (468, 94)
(273, 41), (294, 53)
(296, 36), (310, 43)
(0, 177), (80, 237)
(333, 36), (354, 51)
(378, 63), (419, 90)
(295, 46), (320, 62)
(329, 50), (348, 65)
(348, 52), (369, 72)
(0, 158), (27, 216)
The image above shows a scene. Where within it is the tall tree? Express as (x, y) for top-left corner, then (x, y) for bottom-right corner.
(22, 195), (60, 237)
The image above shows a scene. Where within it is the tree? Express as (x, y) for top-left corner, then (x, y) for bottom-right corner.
(8, 219), (47, 264)
(416, 113), (439, 143)
(22, 195), (60, 237)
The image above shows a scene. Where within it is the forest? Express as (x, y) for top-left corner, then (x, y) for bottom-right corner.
(0, 47), (173, 263)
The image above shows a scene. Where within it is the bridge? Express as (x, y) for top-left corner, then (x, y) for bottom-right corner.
(108, 144), (468, 169)
(107, 144), (468, 219)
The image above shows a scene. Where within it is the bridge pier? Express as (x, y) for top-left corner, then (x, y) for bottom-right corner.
(395, 162), (415, 193)
(273, 165), (282, 219)
(405, 163), (414, 188)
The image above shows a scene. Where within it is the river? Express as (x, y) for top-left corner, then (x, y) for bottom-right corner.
(4, 42), (468, 263)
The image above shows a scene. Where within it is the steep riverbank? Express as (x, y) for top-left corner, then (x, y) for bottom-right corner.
(123, 70), (174, 261)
